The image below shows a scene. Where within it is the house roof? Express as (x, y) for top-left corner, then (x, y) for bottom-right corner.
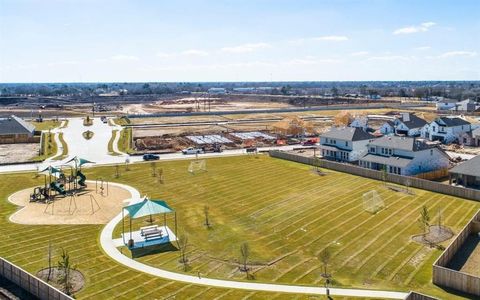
(0, 115), (35, 135)
(435, 117), (471, 127)
(450, 155), (480, 177)
(438, 98), (458, 104)
(321, 127), (374, 142)
(360, 154), (412, 168)
(398, 113), (427, 129)
(368, 136), (432, 151)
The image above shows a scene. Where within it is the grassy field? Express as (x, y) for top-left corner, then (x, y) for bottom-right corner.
(118, 127), (133, 154)
(30, 132), (57, 161)
(1, 156), (478, 299)
(30, 120), (62, 131)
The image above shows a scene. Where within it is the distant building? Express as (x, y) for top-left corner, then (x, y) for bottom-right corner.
(319, 127), (375, 162)
(208, 88), (227, 95)
(436, 99), (458, 110)
(349, 116), (368, 131)
(232, 87), (255, 93)
(0, 115), (36, 144)
(359, 136), (450, 176)
(449, 155), (480, 188)
(459, 128), (480, 147)
(420, 117), (471, 143)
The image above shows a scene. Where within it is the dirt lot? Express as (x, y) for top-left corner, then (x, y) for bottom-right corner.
(0, 143), (40, 164)
(122, 98), (293, 115)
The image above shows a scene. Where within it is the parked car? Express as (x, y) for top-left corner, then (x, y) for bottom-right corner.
(100, 116), (108, 123)
(202, 143), (223, 153)
(302, 140), (316, 146)
(182, 147), (204, 155)
(143, 154), (160, 161)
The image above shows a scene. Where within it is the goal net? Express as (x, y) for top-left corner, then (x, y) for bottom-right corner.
(188, 160), (207, 174)
(362, 190), (384, 214)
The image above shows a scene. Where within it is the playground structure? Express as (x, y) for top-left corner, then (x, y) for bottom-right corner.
(188, 159), (207, 174)
(30, 157), (92, 203)
(362, 190), (385, 214)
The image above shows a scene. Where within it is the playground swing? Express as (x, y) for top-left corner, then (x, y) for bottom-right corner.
(95, 178), (109, 196)
(188, 160), (207, 174)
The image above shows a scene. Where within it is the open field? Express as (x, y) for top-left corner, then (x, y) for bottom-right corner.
(1, 156), (479, 299)
(98, 156), (477, 299)
(1, 164), (380, 300)
(0, 143), (40, 164)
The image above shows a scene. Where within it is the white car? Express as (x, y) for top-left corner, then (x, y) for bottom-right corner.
(182, 147), (204, 155)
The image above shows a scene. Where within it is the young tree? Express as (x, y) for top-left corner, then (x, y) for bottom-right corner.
(204, 205), (211, 228)
(47, 241), (53, 281)
(151, 161), (157, 177)
(57, 248), (75, 295)
(177, 234), (189, 271)
(240, 242), (250, 278)
(114, 165), (120, 178)
(319, 247), (331, 277)
(418, 205), (431, 235)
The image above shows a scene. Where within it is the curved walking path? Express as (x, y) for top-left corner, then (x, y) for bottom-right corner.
(100, 183), (408, 299)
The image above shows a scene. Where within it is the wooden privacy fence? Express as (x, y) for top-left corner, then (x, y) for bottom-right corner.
(415, 168), (448, 181)
(404, 291), (438, 300)
(269, 151), (480, 201)
(0, 257), (73, 300)
(432, 210), (480, 297)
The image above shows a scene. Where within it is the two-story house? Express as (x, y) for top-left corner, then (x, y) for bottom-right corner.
(420, 117), (471, 143)
(359, 136), (450, 176)
(319, 127), (375, 162)
(379, 113), (427, 137)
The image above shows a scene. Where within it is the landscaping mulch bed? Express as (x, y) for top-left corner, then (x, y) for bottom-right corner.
(412, 225), (454, 245)
(36, 268), (85, 294)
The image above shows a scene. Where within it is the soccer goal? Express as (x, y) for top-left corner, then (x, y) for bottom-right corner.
(188, 160), (207, 174)
(362, 190), (384, 214)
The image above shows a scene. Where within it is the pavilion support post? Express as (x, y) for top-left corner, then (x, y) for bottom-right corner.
(122, 209), (125, 245)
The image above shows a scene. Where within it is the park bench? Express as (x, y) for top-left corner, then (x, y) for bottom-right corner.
(140, 225), (158, 236)
(144, 229), (163, 241)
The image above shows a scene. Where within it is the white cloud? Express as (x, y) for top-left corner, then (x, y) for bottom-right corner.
(156, 52), (174, 58)
(367, 55), (414, 61)
(393, 22), (436, 35)
(110, 54), (139, 61)
(181, 49), (209, 56)
(350, 51), (369, 56)
(221, 42), (270, 53)
(311, 35), (349, 42)
(415, 46), (431, 51)
(46, 60), (80, 67)
(284, 58), (343, 65)
(436, 51), (477, 58)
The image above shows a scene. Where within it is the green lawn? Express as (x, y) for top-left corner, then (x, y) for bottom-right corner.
(1, 155), (477, 299)
(117, 127), (133, 154)
(30, 120), (62, 131)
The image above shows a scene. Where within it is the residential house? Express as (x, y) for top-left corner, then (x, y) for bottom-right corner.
(349, 116), (368, 131)
(449, 155), (480, 188)
(459, 128), (480, 147)
(319, 127), (375, 162)
(359, 136), (450, 176)
(455, 99), (478, 112)
(379, 113), (427, 137)
(0, 115), (36, 144)
(436, 99), (458, 110)
(420, 117), (471, 143)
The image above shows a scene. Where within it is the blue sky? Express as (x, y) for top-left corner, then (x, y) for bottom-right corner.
(0, 0), (479, 82)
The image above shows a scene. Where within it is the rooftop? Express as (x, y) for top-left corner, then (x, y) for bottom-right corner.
(450, 155), (480, 177)
(321, 126), (374, 142)
(368, 136), (432, 151)
(0, 115), (35, 135)
(435, 117), (471, 127)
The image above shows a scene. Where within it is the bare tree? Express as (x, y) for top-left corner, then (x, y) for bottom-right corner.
(47, 241), (53, 281)
(114, 165), (120, 178)
(151, 162), (157, 177)
(204, 205), (211, 228)
(177, 234), (189, 271)
(405, 177), (411, 194)
(319, 247), (331, 277)
(240, 242), (250, 278)
(57, 248), (75, 295)
(418, 205), (431, 238)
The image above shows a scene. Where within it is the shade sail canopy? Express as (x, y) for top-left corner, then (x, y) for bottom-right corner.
(38, 166), (61, 175)
(65, 156), (95, 167)
(124, 198), (174, 219)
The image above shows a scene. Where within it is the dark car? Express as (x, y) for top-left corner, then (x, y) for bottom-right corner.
(302, 140), (316, 146)
(143, 154), (160, 161)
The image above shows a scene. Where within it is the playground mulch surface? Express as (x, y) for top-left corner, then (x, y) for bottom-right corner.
(8, 184), (131, 225)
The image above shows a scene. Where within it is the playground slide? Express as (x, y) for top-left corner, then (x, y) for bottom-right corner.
(77, 171), (87, 187)
(50, 182), (66, 195)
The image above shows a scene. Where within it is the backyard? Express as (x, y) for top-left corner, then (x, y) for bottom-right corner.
(0, 155), (478, 299)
